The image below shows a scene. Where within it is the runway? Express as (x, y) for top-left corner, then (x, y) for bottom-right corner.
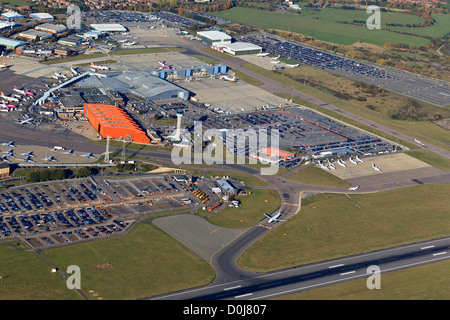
(148, 236), (450, 300)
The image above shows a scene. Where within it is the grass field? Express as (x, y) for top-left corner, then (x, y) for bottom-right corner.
(286, 166), (351, 188)
(206, 171), (267, 187)
(212, 7), (434, 46)
(206, 188), (281, 228)
(237, 184), (450, 272)
(405, 150), (450, 171)
(30, 222), (215, 300)
(276, 259), (450, 300)
(41, 53), (108, 65)
(0, 241), (81, 300)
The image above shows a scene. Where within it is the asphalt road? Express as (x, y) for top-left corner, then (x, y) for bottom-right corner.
(148, 236), (450, 300)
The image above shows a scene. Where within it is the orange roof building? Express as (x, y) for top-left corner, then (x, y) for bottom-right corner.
(84, 103), (150, 144)
(259, 147), (294, 161)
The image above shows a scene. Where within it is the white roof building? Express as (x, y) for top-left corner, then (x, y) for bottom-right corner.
(220, 42), (262, 56)
(197, 30), (232, 46)
(30, 13), (55, 21)
(90, 24), (127, 33)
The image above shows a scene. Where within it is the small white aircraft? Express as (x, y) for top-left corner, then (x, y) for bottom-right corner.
(355, 155), (364, 163)
(270, 60), (280, 64)
(415, 139), (425, 146)
(257, 52), (270, 57)
(53, 71), (66, 79)
(372, 164), (381, 172)
(19, 155), (35, 163)
(264, 209), (287, 223)
(3, 149), (14, 158)
(17, 117), (34, 125)
(337, 160), (346, 167)
(123, 41), (136, 46)
(348, 186), (359, 191)
(221, 75), (238, 82)
(117, 39), (128, 43)
(65, 149), (76, 155)
(90, 62), (109, 71)
(0, 91), (19, 102)
(1, 141), (15, 147)
(271, 55), (280, 60)
(0, 62), (9, 69)
(20, 151), (36, 157)
(82, 152), (95, 159)
(70, 65), (79, 76)
(286, 64), (299, 68)
(349, 157), (358, 165)
(43, 156), (57, 162)
(0, 155), (10, 162)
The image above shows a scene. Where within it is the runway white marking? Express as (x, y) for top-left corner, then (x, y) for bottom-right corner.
(340, 271), (356, 276)
(224, 285), (242, 291)
(432, 252), (447, 256)
(421, 245), (435, 250)
(235, 293), (253, 299)
(328, 264), (344, 269)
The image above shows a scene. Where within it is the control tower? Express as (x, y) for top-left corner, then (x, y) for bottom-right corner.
(172, 109), (184, 142)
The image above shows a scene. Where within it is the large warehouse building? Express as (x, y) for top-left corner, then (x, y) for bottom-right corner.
(84, 103), (150, 144)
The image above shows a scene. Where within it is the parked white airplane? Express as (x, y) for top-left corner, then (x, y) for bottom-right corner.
(3, 149), (14, 158)
(17, 117), (34, 125)
(0, 62), (9, 69)
(70, 65), (79, 75)
(13, 85), (34, 96)
(43, 156), (57, 162)
(265, 209), (287, 223)
(270, 60), (280, 64)
(82, 152), (95, 159)
(0, 92), (19, 102)
(117, 39), (128, 43)
(54, 71), (66, 79)
(348, 186), (359, 191)
(337, 160), (346, 167)
(123, 41), (136, 46)
(1, 141), (15, 147)
(20, 151), (36, 157)
(90, 62), (109, 71)
(349, 157), (358, 165)
(372, 163), (381, 172)
(271, 55), (280, 60)
(257, 52), (270, 57)
(286, 64), (299, 68)
(19, 155), (35, 162)
(355, 155), (364, 163)
(0, 155), (10, 162)
(65, 149), (76, 155)
(221, 75), (238, 82)
(415, 138), (425, 146)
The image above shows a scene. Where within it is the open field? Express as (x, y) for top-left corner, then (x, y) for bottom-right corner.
(207, 188), (281, 228)
(405, 150), (450, 171)
(276, 259), (450, 300)
(211, 7), (435, 47)
(31, 222), (215, 300)
(0, 241), (81, 300)
(286, 166), (351, 187)
(237, 184), (450, 272)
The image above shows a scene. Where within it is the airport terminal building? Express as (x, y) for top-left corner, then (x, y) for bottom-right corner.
(84, 103), (150, 144)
